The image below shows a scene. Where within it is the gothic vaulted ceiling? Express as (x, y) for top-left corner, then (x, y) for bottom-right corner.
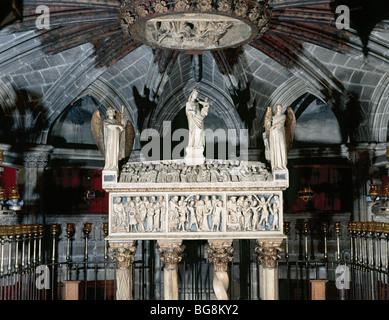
(1, 0), (389, 152)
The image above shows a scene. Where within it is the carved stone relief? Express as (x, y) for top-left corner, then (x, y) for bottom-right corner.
(119, 159), (271, 184)
(111, 195), (166, 233)
(110, 192), (281, 236)
(226, 194), (280, 232)
(168, 195), (224, 232)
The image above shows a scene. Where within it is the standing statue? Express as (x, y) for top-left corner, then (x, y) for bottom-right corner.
(91, 106), (135, 171)
(185, 89), (210, 165)
(263, 104), (296, 171)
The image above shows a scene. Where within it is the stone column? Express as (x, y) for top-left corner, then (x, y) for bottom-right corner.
(206, 240), (234, 300)
(109, 241), (138, 300)
(255, 240), (283, 300)
(157, 240), (185, 300)
(22, 147), (52, 224)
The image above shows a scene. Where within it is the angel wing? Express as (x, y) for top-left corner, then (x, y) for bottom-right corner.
(264, 106), (273, 140)
(91, 110), (105, 157)
(284, 106), (296, 153)
(262, 106), (273, 161)
(120, 120), (135, 160)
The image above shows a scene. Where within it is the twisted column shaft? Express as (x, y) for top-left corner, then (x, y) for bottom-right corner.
(207, 240), (234, 300)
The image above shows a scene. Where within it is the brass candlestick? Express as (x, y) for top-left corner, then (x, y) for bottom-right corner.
(303, 222), (309, 261)
(50, 224), (60, 264)
(7, 225), (15, 275)
(361, 222), (368, 269)
(347, 222), (356, 264)
(26, 225), (32, 270)
(83, 222), (92, 262)
(65, 223), (75, 263)
(38, 224), (43, 265)
(334, 222), (342, 263)
(322, 222), (329, 262)
(384, 223), (389, 273)
(21, 225), (28, 272)
(14, 225), (22, 273)
(32, 224), (39, 268)
(374, 222), (383, 272)
(367, 222), (376, 270)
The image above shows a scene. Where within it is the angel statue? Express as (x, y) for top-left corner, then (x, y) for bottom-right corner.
(186, 89), (210, 148)
(91, 106), (135, 171)
(263, 104), (296, 171)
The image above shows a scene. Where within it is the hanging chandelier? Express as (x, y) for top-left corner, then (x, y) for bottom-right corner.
(298, 185), (315, 203)
(120, 0), (272, 51)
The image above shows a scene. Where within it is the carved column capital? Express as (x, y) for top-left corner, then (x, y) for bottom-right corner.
(109, 241), (138, 269)
(157, 240), (185, 270)
(255, 240), (283, 269)
(206, 240), (234, 272)
(23, 152), (50, 168)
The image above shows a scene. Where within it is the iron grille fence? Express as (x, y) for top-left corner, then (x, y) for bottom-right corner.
(0, 221), (387, 300)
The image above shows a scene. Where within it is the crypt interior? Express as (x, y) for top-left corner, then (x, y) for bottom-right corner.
(1, 0), (389, 301)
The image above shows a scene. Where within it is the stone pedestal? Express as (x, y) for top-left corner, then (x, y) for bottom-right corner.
(255, 239), (283, 300)
(207, 240), (234, 300)
(157, 240), (185, 300)
(108, 241), (138, 300)
(63, 281), (81, 300)
(310, 280), (328, 300)
(184, 147), (205, 166)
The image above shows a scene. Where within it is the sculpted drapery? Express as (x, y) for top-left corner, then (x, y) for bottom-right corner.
(186, 89), (210, 148)
(269, 104), (287, 171)
(103, 107), (125, 171)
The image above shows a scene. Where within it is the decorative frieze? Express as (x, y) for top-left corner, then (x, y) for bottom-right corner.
(108, 191), (283, 240)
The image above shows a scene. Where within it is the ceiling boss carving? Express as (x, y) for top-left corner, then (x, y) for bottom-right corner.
(120, 0), (272, 51)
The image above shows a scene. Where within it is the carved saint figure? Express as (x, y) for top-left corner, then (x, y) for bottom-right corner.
(186, 89), (210, 148)
(187, 200), (199, 230)
(270, 195), (280, 230)
(211, 199), (223, 231)
(113, 197), (126, 227)
(126, 200), (138, 232)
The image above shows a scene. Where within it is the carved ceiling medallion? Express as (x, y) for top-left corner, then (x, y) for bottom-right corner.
(120, 0), (272, 51)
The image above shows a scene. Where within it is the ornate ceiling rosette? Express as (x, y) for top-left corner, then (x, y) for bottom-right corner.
(120, 0), (273, 51)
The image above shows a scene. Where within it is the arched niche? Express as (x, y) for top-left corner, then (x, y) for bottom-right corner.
(146, 81), (246, 160)
(48, 95), (107, 148)
(292, 93), (344, 146)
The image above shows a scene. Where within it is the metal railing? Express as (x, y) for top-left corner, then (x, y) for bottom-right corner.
(0, 220), (387, 300)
